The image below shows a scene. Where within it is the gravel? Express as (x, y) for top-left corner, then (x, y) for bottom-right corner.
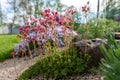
(0, 56), (39, 80)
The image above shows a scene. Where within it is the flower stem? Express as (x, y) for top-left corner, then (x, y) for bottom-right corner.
(13, 55), (18, 78)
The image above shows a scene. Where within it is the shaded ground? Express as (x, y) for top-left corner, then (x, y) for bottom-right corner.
(30, 73), (103, 80)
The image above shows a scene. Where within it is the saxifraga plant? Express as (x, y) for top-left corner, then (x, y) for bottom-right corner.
(11, 8), (79, 78)
(100, 33), (120, 80)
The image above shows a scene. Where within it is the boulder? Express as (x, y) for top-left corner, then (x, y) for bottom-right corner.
(74, 38), (107, 66)
(114, 32), (120, 39)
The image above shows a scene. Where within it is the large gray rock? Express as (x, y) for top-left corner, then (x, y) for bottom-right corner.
(74, 38), (107, 66)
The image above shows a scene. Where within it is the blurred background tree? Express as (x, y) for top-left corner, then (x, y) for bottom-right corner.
(6, 0), (67, 24)
(104, 0), (120, 19)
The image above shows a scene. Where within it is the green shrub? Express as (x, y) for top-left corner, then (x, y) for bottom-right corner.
(19, 47), (91, 80)
(100, 33), (120, 80)
(77, 19), (119, 39)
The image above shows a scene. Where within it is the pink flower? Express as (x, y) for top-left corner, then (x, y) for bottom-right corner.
(26, 39), (30, 43)
(45, 13), (50, 17)
(38, 19), (44, 25)
(67, 8), (71, 13)
(45, 9), (50, 13)
(72, 10), (77, 14)
(55, 12), (58, 16)
(66, 7), (77, 15)
(82, 5), (87, 12)
(82, 5), (90, 12)
(11, 51), (16, 55)
(19, 27), (25, 32)
(47, 9), (50, 13)
(40, 12), (45, 16)
(32, 27), (38, 31)
(25, 22), (30, 26)
(38, 26), (45, 32)
(30, 16), (35, 20)
(32, 36), (37, 42)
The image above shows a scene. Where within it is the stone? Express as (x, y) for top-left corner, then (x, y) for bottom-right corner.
(74, 38), (107, 66)
(114, 32), (120, 39)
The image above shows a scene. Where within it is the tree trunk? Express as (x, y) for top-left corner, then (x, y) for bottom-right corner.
(10, 0), (17, 34)
(97, 0), (100, 18)
(0, 2), (2, 24)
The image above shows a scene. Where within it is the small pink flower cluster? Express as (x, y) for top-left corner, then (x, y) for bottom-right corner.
(12, 8), (77, 55)
(66, 7), (77, 15)
(82, 5), (90, 12)
(82, 1), (90, 13)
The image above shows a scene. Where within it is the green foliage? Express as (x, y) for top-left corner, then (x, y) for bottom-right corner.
(100, 33), (120, 80)
(19, 47), (91, 80)
(34, 0), (67, 17)
(76, 19), (119, 39)
(0, 34), (20, 62)
(74, 23), (80, 30)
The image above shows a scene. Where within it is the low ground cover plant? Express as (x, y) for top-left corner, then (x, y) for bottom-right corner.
(19, 47), (91, 80)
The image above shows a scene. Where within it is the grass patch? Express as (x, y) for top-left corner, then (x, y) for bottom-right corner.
(0, 34), (20, 62)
